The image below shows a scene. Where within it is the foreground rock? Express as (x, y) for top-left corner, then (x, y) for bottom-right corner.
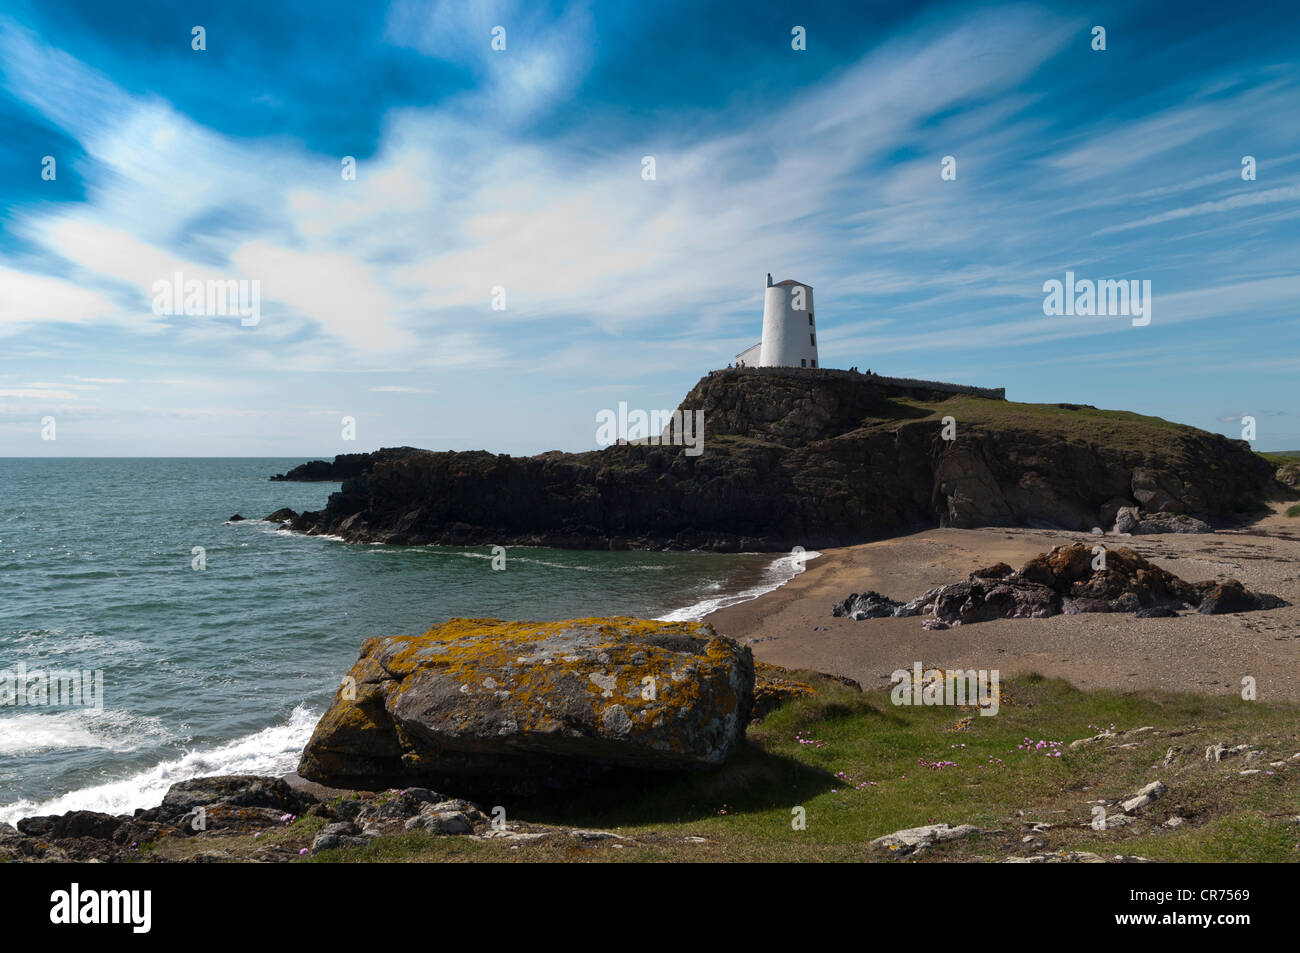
(0, 776), (643, 863)
(870, 823), (983, 857)
(265, 370), (1277, 551)
(298, 617), (755, 794)
(1120, 780), (1167, 814)
(2, 776), (320, 863)
(835, 543), (1288, 624)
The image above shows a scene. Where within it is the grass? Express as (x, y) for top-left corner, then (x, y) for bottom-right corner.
(1259, 450), (1300, 464)
(293, 673), (1300, 863)
(909, 395), (1191, 444)
(128, 672), (1297, 863)
(1285, 504), (1300, 518)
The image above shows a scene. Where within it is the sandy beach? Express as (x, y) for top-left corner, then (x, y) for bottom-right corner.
(707, 503), (1300, 701)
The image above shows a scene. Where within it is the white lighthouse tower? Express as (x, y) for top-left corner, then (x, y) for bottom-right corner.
(735, 273), (819, 368)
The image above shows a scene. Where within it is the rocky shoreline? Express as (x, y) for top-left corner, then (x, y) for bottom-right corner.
(260, 371), (1281, 552)
(0, 773), (671, 863)
(1, 620), (832, 863)
(8, 524), (1298, 863)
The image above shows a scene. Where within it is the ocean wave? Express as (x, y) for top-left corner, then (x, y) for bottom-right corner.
(655, 551), (821, 622)
(451, 551), (671, 572)
(6, 628), (146, 659)
(0, 707), (176, 757)
(0, 705), (319, 826)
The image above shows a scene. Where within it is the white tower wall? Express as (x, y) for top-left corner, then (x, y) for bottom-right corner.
(758, 280), (818, 368)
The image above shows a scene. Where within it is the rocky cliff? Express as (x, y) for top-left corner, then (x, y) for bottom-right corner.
(271, 446), (430, 481)
(272, 370), (1277, 551)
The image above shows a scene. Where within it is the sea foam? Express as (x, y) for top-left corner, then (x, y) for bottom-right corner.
(656, 550), (820, 622)
(0, 705), (319, 827)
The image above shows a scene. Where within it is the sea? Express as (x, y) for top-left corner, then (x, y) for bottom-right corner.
(0, 457), (809, 825)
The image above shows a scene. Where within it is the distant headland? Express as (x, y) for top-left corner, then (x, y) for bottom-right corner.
(264, 367), (1277, 552)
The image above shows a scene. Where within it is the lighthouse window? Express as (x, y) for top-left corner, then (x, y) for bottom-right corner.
(811, 359), (817, 368)
(808, 313), (814, 325)
(810, 333), (816, 346)
(801, 359), (807, 367)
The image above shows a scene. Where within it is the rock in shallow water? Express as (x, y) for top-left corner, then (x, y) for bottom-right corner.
(298, 617), (754, 794)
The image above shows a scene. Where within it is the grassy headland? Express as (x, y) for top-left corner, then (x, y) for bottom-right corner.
(164, 673), (1299, 864)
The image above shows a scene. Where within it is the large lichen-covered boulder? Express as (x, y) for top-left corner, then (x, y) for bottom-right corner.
(298, 617), (754, 794)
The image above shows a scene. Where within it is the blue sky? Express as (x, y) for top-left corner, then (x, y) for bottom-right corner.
(2, 0), (1298, 456)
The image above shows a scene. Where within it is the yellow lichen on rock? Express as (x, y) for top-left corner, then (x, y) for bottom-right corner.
(298, 616), (755, 793)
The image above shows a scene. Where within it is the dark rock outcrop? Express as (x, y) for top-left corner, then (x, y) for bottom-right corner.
(16, 810), (121, 840)
(971, 562), (1015, 580)
(266, 371), (1277, 551)
(271, 447), (431, 482)
(155, 775), (315, 825)
(1114, 509), (1213, 534)
(1196, 580), (1290, 615)
(1133, 513), (1213, 534)
(264, 507), (298, 523)
(933, 577), (1061, 623)
(831, 590), (902, 620)
(837, 543), (1288, 624)
(1135, 606), (1179, 618)
(1, 775), (322, 863)
(1017, 544), (1200, 609)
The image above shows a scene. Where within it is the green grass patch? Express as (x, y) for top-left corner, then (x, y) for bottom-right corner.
(1259, 450), (1300, 464)
(305, 673), (1300, 863)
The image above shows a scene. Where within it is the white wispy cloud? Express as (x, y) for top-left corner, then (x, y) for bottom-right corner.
(1, 5), (1297, 458)
(1094, 183), (1300, 235)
